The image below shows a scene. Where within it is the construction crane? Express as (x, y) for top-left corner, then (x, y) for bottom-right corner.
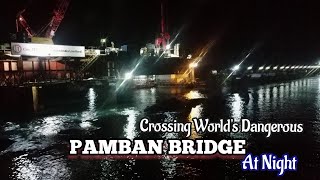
(140, 0), (180, 58)
(16, 0), (71, 41)
(155, 0), (170, 51)
(45, 0), (71, 38)
(16, 9), (34, 38)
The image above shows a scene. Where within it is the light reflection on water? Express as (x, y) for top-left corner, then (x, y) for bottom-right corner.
(80, 88), (97, 129)
(37, 116), (63, 136)
(12, 154), (40, 180)
(122, 108), (139, 140)
(184, 90), (206, 99)
(161, 112), (179, 139)
(314, 78), (320, 144)
(12, 154), (70, 180)
(2, 77), (320, 179)
(160, 112), (179, 178)
(229, 93), (243, 122)
(3, 115), (70, 153)
(160, 91), (205, 179)
(188, 104), (203, 139)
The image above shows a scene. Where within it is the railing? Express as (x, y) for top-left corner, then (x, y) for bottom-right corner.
(78, 55), (100, 73)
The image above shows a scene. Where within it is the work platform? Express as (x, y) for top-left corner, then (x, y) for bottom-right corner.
(0, 42), (127, 87)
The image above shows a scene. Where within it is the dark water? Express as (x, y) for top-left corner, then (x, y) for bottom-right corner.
(1, 77), (320, 179)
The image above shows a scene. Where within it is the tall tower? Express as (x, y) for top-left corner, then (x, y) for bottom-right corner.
(155, 0), (170, 51)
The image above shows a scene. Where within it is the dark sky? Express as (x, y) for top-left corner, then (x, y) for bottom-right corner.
(1, 0), (320, 67)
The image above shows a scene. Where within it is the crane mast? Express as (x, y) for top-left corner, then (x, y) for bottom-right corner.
(140, 0), (180, 58)
(155, 0), (170, 51)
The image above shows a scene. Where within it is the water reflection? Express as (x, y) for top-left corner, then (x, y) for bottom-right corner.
(4, 115), (68, 153)
(80, 88), (97, 129)
(160, 157), (178, 179)
(162, 112), (179, 139)
(88, 88), (96, 111)
(228, 93), (250, 139)
(230, 93), (244, 122)
(37, 116), (63, 136)
(170, 88), (182, 95)
(188, 104), (203, 139)
(271, 86), (278, 110)
(160, 92), (204, 179)
(185, 90), (205, 99)
(160, 112), (179, 178)
(12, 153), (70, 180)
(122, 108), (139, 139)
(13, 154), (40, 180)
(3, 77), (320, 179)
(314, 78), (320, 144)
(129, 88), (158, 111)
(265, 86), (270, 104)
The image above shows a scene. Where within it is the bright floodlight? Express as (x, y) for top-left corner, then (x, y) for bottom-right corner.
(285, 66), (290, 69)
(125, 72), (133, 80)
(266, 66), (271, 70)
(280, 66), (285, 70)
(166, 44), (171, 50)
(233, 65), (240, 71)
(100, 38), (106, 43)
(247, 66), (253, 70)
(259, 66), (264, 70)
(273, 66), (278, 70)
(189, 62), (198, 68)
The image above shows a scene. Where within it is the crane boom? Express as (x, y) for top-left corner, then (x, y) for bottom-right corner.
(16, 9), (34, 37)
(16, 0), (71, 40)
(45, 0), (71, 38)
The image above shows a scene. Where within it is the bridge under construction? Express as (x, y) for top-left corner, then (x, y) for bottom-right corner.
(0, 42), (127, 87)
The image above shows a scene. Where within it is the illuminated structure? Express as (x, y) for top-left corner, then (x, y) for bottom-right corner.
(2, 1), (128, 87)
(140, 0), (180, 58)
(16, 0), (71, 44)
(0, 41), (127, 87)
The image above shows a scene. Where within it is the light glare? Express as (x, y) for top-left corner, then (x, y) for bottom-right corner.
(125, 72), (133, 80)
(189, 63), (198, 68)
(233, 65), (240, 71)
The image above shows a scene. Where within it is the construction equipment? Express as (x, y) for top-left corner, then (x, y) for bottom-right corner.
(155, 0), (170, 52)
(140, 0), (180, 58)
(16, 9), (34, 38)
(16, 0), (71, 43)
(45, 0), (71, 38)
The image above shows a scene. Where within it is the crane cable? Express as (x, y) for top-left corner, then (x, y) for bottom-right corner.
(36, 20), (53, 37)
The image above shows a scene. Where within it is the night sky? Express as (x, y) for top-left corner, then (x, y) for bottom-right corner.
(1, 0), (320, 68)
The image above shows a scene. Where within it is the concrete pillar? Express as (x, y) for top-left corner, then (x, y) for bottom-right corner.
(32, 86), (39, 112)
(190, 68), (195, 83)
(107, 61), (111, 77)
